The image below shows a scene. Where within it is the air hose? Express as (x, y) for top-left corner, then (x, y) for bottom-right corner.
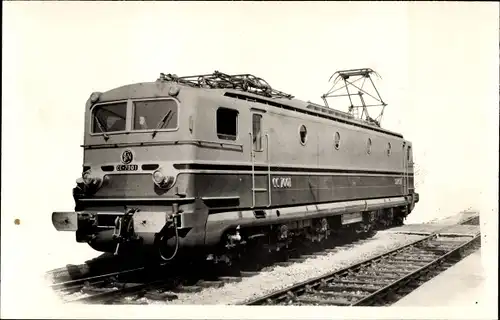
(158, 214), (180, 261)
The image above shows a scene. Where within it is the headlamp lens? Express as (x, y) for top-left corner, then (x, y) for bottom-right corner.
(152, 170), (165, 184)
(82, 171), (93, 185)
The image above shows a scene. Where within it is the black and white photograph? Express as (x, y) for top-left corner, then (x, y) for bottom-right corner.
(2, 1), (498, 319)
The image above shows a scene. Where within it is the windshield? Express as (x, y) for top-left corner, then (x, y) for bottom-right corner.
(91, 99), (178, 134)
(92, 102), (127, 133)
(133, 99), (178, 130)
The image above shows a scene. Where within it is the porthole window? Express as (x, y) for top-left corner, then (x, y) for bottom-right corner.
(387, 142), (392, 156)
(366, 138), (372, 154)
(299, 125), (308, 145)
(334, 132), (341, 150)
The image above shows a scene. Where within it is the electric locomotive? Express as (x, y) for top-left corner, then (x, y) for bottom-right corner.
(52, 69), (419, 261)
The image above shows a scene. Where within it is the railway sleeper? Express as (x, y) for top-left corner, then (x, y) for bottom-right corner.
(383, 260), (431, 268)
(319, 283), (380, 293)
(397, 253), (441, 259)
(171, 285), (203, 293)
(300, 253), (329, 258)
(143, 291), (178, 301)
(360, 268), (410, 276)
(295, 295), (353, 306)
(377, 258), (429, 265)
(434, 238), (471, 244)
(217, 276), (243, 283)
(239, 271), (260, 277)
(81, 286), (117, 295)
(73, 280), (173, 304)
(389, 257), (435, 263)
(370, 263), (421, 272)
(196, 280), (226, 288)
(403, 248), (448, 255)
(331, 278), (392, 286)
(58, 286), (85, 295)
(309, 290), (369, 299)
(118, 299), (148, 305)
(354, 272), (402, 279)
(415, 247), (453, 254)
(288, 257), (308, 263)
(427, 242), (461, 248)
(391, 252), (436, 259)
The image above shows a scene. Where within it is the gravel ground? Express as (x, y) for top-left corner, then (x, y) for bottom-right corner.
(384, 211), (479, 236)
(57, 290), (91, 302)
(150, 232), (425, 305)
(439, 224), (480, 235)
(436, 236), (476, 243)
(415, 211), (477, 226)
(432, 211), (478, 226)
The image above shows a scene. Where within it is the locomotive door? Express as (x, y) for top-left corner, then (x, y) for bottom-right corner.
(250, 111), (271, 208)
(406, 146), (413, 194)
(402, 145), (411, 195)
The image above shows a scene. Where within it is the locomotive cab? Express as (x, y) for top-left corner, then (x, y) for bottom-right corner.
(52, 80), (209, 260)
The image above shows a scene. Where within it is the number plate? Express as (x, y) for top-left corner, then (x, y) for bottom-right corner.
(116, 164), (138, 171)
(272, 177), (292, 188)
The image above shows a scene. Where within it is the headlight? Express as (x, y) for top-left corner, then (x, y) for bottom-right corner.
(168, 86), (180, 97)
(153, 170), (165, 184)
(82, 169), (102, 187)
(90, 92), (101, 103)
(152, 167), (175, 189)
(82, 170), (93, 185)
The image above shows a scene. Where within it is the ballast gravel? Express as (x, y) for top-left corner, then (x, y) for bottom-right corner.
(154, 232), (425, 305)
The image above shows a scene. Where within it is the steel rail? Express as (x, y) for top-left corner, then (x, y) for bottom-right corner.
(50, 262), (168, 291)
(240, 213), (479, 306)
(66, 279), (172, 304)
(352, 233), (480, 306)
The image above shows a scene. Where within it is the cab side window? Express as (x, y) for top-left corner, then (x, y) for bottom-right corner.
(252, 113), (262, 151)
(217, 107), (238, 140)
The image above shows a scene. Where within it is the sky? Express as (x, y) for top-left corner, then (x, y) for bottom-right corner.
(2, 2), (498, 318)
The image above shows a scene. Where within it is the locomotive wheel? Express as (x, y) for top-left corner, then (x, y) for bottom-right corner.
(393, 215), (404, 226)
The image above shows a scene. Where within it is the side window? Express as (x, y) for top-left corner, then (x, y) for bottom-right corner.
(252, 113), (262, 151)
(216, 107), (238, 140)
(299, 125), (308, 145)
(407, 146), (412, 162)
(334, 132), (341, 150)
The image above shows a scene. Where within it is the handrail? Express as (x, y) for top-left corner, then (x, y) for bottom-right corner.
(249, 132), (255, 208)
(81, 139), (244, 150)
(266, 133), (271, 207)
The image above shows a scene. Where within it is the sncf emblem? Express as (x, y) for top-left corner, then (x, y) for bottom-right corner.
(272, 177), (292, 189)
(121, 149), (134, 165)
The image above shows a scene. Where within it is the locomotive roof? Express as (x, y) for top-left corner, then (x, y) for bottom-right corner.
(220, 88), (404, 139)
(94, 72), (404, 139)
(155, 71), (403, 139)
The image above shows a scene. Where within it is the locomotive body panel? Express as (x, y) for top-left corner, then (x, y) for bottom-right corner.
(177, 89), (413, 211)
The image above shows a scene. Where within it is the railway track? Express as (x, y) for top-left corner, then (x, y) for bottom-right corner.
(50, 213), (480, 305)
(45, 252), (160, 284)
(241, 214), (480, 306)
(51, 229), (376, 304)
